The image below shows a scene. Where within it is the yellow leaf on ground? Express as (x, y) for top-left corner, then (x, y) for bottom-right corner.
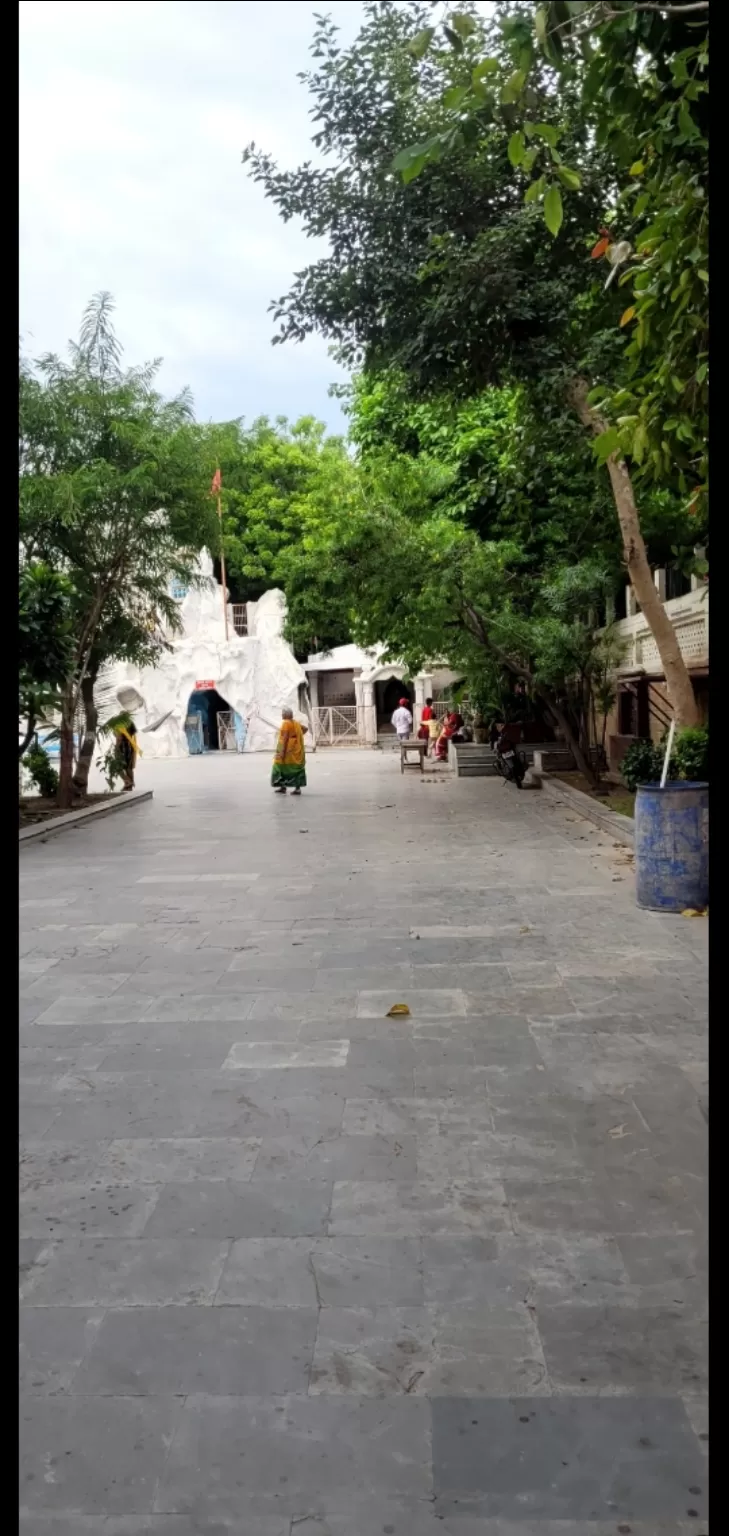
(681, 908), (706, 918)
(386, 1003), (411, 1017)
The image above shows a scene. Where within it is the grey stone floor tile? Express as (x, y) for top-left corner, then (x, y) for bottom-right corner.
(435, 1524), (707, 1536)
(95, 1039), (240, 1071)
(122, 970), (229, 996)
(142, 995), (255, 1022)
(310, 1304), (548, 1397)
(20, 998), (57, 1025)
(314, 965), (415, 992)
(20, 756), (707, 1524)
(21, 1238), (231, 1306)
(341, 1096), (493, 1138)
(19, 1238), (51, 1285)
(423, 1233), (630, 1309)
(74, 1304), (317, 1395)
(19, 1181), (160, 1239)
(19, 1104), (62, 1139)
(27, 996), (150, 1026)
(98, 1137), (261, 1183)
(226, 1064), (416, 1099)
(215, 1236), (318, 1306)
(330, 1178), (512, 1237)
(682, 1394), (709, 1451)
(312, 1236), (425, 1308)
(616, 1233), (708, 1308)
(14, 1519), (314, 1535)
(20, 1394), (184, 1514)
(415, 1130), (579, 1184)
(154, 1394), (431, 1514)
(252, 1133), (417, 1181)
(504, 1175), (615, 1239)
(23, 973), (132, 1000)
(19, 1307), (104, 1393)
(215, 966), (319, 992)
(249, 991), (359, 1021)
(20, 1142), (110, 1192)
(221, 1040), (349, 1070)
(215, 1236), (424, 1308)
(432, 1396), (708, 1520)
(144, 1177), (332, 1238)
(606, 1166), (707, 1237)
(346, 1038), (417, 1069)
(536, 1300), (708, 1394)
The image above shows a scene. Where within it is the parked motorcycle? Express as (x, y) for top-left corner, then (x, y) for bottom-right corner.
(493, 733), (527, 789)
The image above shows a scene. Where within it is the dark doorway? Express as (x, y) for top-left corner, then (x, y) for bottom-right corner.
(185, 688), (233, 751)
(376, 678), (412, 731)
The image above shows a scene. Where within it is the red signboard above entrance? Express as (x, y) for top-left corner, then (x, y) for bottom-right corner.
(194, 680), (215, 691)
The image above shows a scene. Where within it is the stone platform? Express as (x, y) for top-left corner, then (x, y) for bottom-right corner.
(19, 752), (708, 1533)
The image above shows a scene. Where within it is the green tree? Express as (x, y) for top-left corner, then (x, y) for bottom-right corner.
(342, 370), (627, 581)
(18, 562), (74, 757)
(245, 1), (704, 725)
(395, 1), (708, 497)
(202, 413), (357, 654)
(282, 451), (608, 780)
(19, 294), (218, 805)
(393, 0), (708, 707)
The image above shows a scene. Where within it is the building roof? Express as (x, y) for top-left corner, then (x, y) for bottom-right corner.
(304, 643), (381, 673)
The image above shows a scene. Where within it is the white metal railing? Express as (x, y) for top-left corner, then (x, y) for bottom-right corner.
(230, 605), (248, 637)
(312, 705), (361, 745)
(606, 585), (708, 674)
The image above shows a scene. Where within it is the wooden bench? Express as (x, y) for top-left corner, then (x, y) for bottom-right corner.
(400, 740), (427, 773)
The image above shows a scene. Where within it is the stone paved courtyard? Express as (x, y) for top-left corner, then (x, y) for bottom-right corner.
(19, 751), (708, 1534)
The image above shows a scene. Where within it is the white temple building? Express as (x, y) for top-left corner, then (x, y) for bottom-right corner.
(304, 642), (463, 745)
(100, 554), (307, 758)
(98, 553), (462, 757)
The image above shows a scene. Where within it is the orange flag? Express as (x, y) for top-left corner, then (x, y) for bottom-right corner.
(210, 468), (222, 496)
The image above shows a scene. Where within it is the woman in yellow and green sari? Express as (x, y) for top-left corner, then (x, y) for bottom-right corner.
(271, 708), (308, 795)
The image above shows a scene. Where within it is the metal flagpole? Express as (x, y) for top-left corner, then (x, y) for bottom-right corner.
(213, 470), (229, 641)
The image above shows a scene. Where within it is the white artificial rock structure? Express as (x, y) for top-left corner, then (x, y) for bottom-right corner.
(100, 554), (307, 757)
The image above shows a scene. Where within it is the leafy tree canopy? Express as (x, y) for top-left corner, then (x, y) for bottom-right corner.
(201, 415), (353, 629)
(392, 0), (708, 502)
(19, 293), (219, 800)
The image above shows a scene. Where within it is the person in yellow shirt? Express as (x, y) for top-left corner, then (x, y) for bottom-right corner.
(271, 708), (308, 796)
(114, 722), (140, 791)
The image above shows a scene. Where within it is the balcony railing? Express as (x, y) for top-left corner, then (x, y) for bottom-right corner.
(607, 584), (708, 674)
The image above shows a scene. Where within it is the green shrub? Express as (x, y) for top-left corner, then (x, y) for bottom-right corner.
(620, 738), (664, 792)
(23, 743), (59, 799)
(96, 745), (127, 792)
(673, 725), (709, 782)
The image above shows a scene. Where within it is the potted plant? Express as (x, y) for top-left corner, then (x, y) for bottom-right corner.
(463, 679), (496, 744)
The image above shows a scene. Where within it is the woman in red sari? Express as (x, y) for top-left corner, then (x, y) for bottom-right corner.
(417, 697), (435, 756)
(433, 709), (464, 762)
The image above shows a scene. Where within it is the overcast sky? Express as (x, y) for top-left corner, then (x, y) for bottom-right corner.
(19, 0), (370, 434)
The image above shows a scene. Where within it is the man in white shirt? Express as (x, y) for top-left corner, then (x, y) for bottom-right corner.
(391, 698), (413, 740)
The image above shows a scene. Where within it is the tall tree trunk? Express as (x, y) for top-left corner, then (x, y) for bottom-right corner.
(569, 378), (699, 728)
(72, 672), (99, 800)
(18, 713), (36, 760)
(57, 694), (76, 810)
